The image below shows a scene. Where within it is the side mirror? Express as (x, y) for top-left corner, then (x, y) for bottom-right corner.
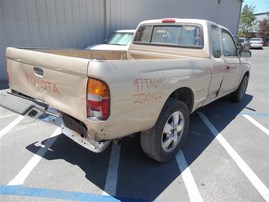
(241, 43), (250, 51)
(239, 43), (251, 58)
(240, 50), (251, 58)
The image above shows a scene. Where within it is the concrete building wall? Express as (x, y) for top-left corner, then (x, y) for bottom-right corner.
(0, 0), (106, 82)
(255, 12), (269, 22)
(217, 0), (242, 35)
(0, 0), (242, 82)
(105, 0), (219, 33)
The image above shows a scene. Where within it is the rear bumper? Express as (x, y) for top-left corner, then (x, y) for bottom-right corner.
(0, 92), (110, 153)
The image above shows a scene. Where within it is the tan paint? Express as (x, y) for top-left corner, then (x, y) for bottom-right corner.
(6, 19), (251, 141)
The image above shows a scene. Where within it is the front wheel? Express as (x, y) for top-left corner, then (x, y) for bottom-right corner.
(231, 74), (249, 102)
(140, 98), (189, 162)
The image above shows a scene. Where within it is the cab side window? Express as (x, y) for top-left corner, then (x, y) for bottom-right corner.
(222, 30), (237, 57)
(211, 25), (221, 58)
(134, 25), (153, 43)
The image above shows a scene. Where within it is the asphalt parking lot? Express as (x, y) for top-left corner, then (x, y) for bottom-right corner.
(0, 48), (268, 202)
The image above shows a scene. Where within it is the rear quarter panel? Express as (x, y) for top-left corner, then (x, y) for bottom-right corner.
(87, 57), (212, 140)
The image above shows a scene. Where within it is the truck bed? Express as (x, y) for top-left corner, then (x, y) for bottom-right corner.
(38, 49), (127, 60)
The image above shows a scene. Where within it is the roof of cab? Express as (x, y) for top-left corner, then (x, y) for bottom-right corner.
(138, 18), (229, 31)
(139, 18), (210, 25)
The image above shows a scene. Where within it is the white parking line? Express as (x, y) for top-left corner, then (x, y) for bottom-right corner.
(176, 150), (204, 202)
(8, 127), (61, 185)
(243, 114), (269, 136)
(0, 115), (25, 139)
(198, 112), (269, 202)
(102, 143), (121, 196)
(0, 114), (16, 119)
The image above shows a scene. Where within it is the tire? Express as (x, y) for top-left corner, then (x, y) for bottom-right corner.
(231, 74), (249, 102)
(140, 98), (189, 162)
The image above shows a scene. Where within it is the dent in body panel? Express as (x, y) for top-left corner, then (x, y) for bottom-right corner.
(164, 64), (212, 112)
(42, 68), (88, 122)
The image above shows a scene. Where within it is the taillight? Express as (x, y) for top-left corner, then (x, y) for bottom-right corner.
(87, 78), (110, 120)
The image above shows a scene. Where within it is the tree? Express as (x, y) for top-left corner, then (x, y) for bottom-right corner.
(239, 5), (256, 38)
(257, 19), (269, 46)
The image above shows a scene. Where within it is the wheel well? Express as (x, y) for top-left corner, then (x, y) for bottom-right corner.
(169, 87), (194, 112)
(244, 71), (250, 77)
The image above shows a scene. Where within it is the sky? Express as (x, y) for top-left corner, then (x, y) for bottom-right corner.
(242, 0), (269, 13)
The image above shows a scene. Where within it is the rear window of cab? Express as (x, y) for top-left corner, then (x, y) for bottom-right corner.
(134, 24), (204, 48)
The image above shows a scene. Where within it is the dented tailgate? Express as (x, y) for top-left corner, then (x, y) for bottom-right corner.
(6, 47), (89, 121)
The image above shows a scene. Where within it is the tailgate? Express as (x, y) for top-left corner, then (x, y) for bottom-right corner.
(6, 47), (89, 121)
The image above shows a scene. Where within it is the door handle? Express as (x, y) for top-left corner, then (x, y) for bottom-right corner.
(33, 66), (44, 76)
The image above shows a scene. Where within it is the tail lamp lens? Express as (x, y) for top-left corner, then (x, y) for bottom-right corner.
(87, 78), (110, 120)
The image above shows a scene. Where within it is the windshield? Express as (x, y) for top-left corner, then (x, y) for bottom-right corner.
(105, 32), (134, 45)
(239, 38), (245, 43)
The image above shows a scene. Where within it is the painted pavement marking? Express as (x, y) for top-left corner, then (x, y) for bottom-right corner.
(8, 128), (61, 185)
(243, 114), (269, 136)
(102, 143), (121, 196)
(0, 185), (128, 202)
(198, 112), (269, 202)
(0, 114), (16, 119)
(0, 115), (25, 139)
(176, 150), (204, 202)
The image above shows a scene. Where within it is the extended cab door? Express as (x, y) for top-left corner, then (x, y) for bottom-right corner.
(205, 25), (226, 104)
(219, 29), (242, 94)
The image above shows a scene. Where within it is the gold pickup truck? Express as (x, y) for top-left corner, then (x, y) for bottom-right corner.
(0, 18), (251, 162)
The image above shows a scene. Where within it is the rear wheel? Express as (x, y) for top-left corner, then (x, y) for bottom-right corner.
(231, 75), (249, 102)
(140, 98), (189, 162)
